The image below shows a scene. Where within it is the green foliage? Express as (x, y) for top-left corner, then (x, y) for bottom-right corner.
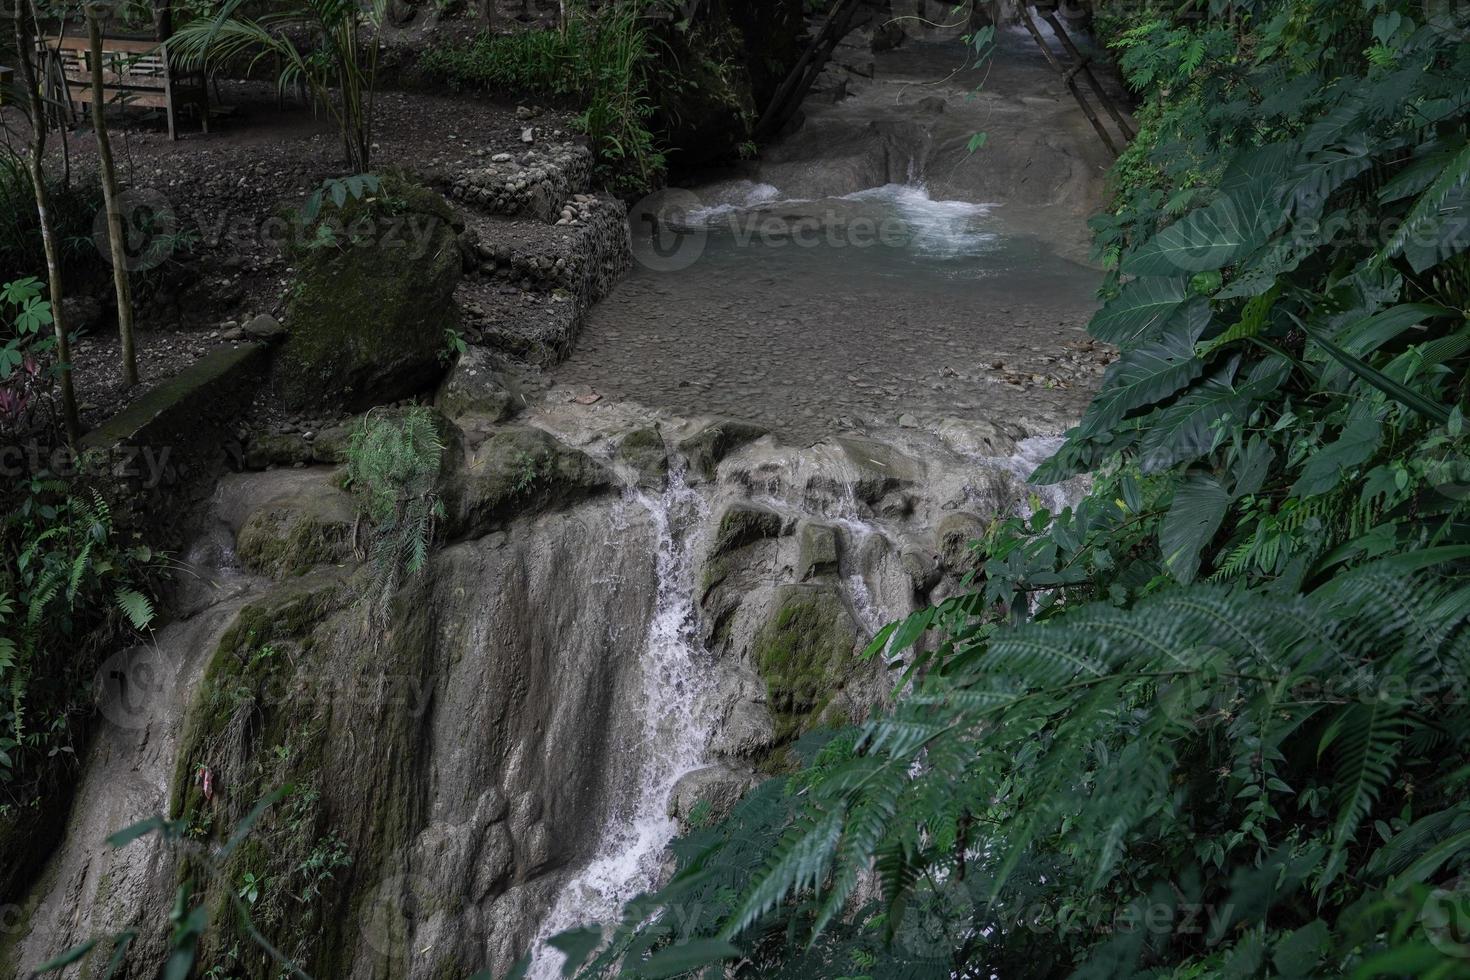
(0, 478), (158, 795)
(35, 786), (315, 980)
(419, 1), (672, 194)
(343, 407), (446, 617)
(0, 152), (103, 285)
(299, 173), (382, 226)
(440, 326), (468, 367)
(543, 2), (1470, 977)
(0, 276), (65, 435)
(171, 0), (387, 171)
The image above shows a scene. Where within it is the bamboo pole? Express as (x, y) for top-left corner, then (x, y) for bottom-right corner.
(87, 3), (139, 387)
(1039, 9), (1135, 141)
(14, 0), (81, 444)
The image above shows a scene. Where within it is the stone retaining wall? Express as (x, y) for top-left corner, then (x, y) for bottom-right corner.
(460, 195), (632, 364)
(449, 143), (594, 222)
(80, 343), (270, 551)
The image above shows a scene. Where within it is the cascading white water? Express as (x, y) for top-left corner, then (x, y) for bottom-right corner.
(527, 467), (715, 978)
(975, 435), (1079, 515)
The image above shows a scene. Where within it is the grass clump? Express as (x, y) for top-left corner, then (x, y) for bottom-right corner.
(419, 1), (668, 194)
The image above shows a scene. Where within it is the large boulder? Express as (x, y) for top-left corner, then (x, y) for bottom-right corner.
(436, 345), (517, 422)
(273, 179), (463, 411)
(448, 427), (613, 538)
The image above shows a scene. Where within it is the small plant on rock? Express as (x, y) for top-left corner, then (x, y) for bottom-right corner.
(343, 407), (446, 618)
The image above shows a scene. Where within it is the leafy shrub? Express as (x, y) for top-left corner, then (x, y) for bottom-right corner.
(544, 2), (1470, 977)
(419, 1), (668, 194)
(0, 152), (102, 283)
(1, 480), (158, 797)
(343, 406), (447, 616)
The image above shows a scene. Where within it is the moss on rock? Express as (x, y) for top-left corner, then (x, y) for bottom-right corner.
(274, 176), (464, 412)
(436, 345), (516, 422)
(754, 585), (859, 750)
(235, 484), (357, 578)
(617, 427), (669, 490)
(243, 432), (315, 470)
(799, 523), (840, 580)
(449, 427), (612, 538)
(678, 419), (767, 479)
(712, 504), (784, 558)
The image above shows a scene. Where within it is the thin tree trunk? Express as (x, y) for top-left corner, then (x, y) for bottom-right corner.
(88, 4), (139, 387)
(15, 0), (81, 445)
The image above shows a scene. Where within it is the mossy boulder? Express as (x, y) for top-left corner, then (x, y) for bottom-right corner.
(617, 427), (669, 490)
(678, 418), (767, 479)
(701, 503), (785, 599)
(712, 503), (784, 558)
(449, 427), (612, 538)
(799, 523), (840, 580)
(754, 585), (859, 748)
(437, 345), (516, 422)
(235, 481), (357, 578)
(274, 178), (463, 411)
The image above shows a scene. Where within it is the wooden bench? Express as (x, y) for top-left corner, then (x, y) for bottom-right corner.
(40, 34), (208, 140)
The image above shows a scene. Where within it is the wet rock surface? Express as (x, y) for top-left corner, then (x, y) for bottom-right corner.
(15, 23), (1119, 980)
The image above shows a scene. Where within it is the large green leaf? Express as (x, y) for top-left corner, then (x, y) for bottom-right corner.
(1382, 141), (1470, 271)
(1304, 321), (1454, 423)
(1216, 236), (1314, 299)
(1136, 366), (1253, 473)
(1125, 192), (1276, 276)
(1161, 473), (1231, 583)
(1291, 411), (1383, 498)
(1399, 180), (1470, 273)
(1079, 324), (1206, 438)
(1126, 146), (1293, 277)
(1090, 276), (1192, 347)
(1288, 139), (1373, 217)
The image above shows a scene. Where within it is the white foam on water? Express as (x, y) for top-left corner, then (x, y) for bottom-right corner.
(683, 178), (999, 263)
(846, 573), (889, 639)
(684, 180), (785, 224)
(842, 183), (999, 259)
(987, 435), (1078, 516)
(528, 467), (716, 979)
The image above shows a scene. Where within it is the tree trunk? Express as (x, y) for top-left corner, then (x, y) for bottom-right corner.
(88, 4), (139, 387)
(15, 0), (82, 445)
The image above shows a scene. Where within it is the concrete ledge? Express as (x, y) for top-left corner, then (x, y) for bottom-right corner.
(81, 343), (270, 549)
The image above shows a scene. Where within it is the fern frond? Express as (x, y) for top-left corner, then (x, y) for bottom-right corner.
(115, 588), (156, 632)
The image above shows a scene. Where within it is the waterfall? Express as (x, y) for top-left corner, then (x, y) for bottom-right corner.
(527, 467), (715, 978)
(978, 435), (1081, 515)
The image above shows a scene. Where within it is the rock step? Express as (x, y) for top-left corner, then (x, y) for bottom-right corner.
(457, 195), (632, 365)
(449, 142), (594, 223)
